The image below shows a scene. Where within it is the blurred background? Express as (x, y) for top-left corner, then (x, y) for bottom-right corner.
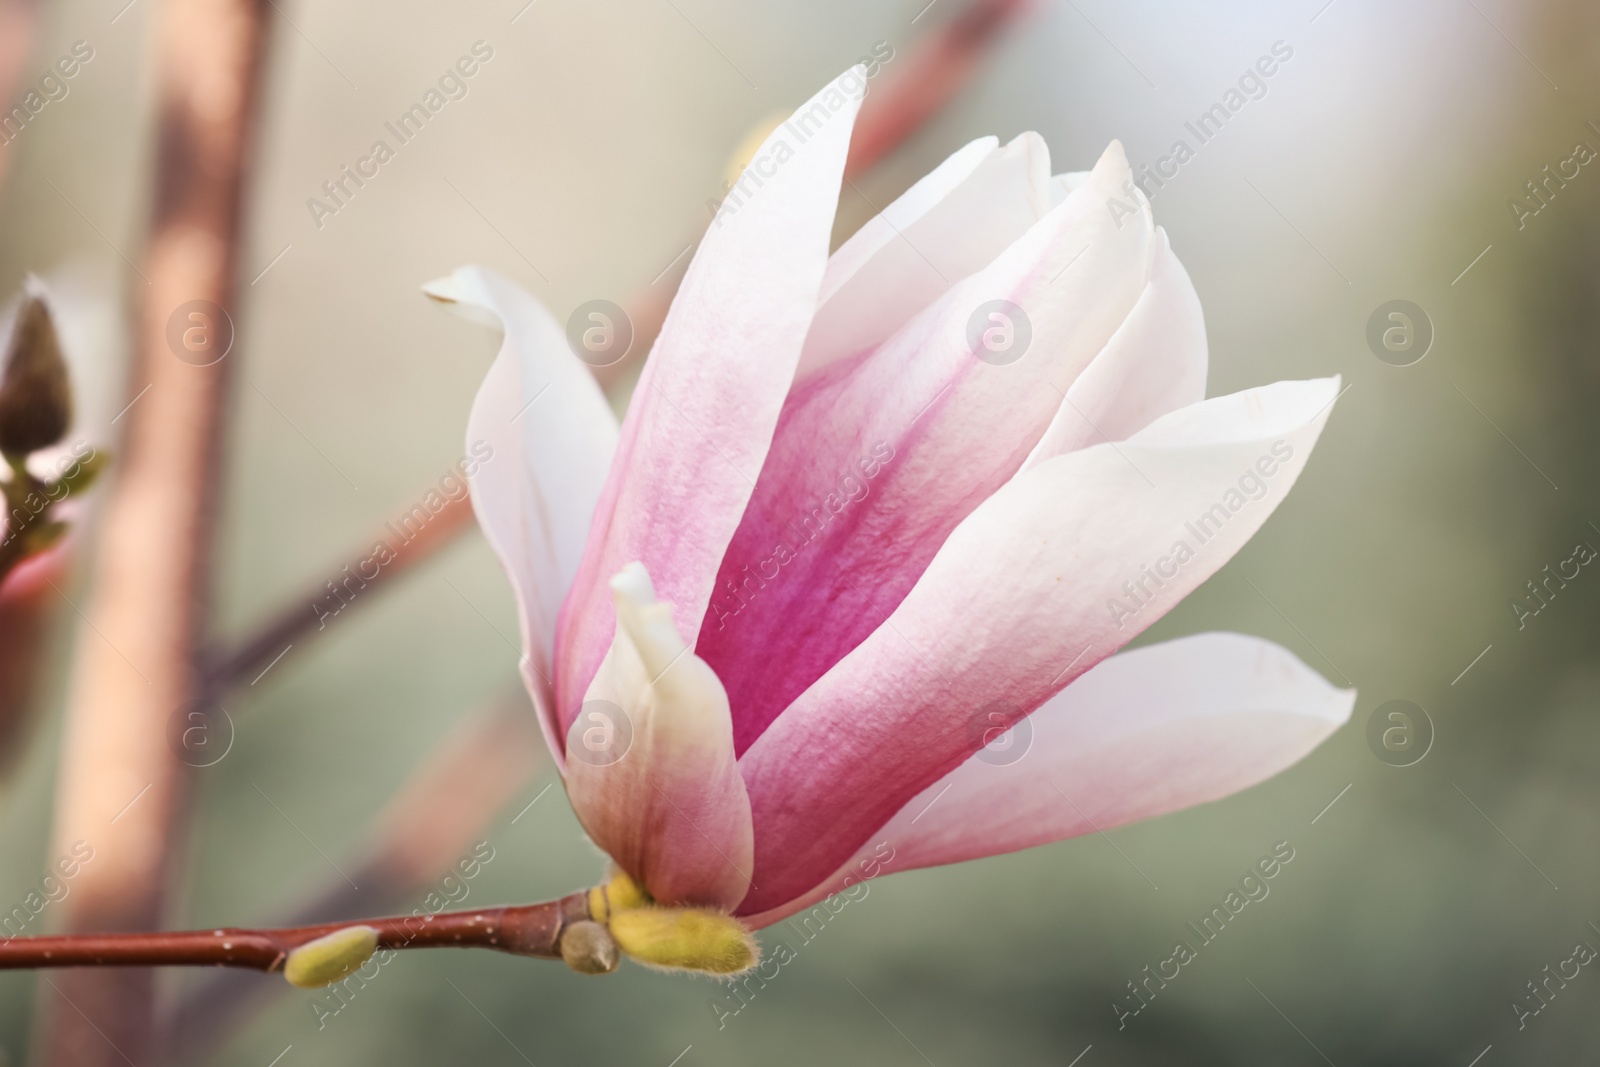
(1, 0), (1599, 1062)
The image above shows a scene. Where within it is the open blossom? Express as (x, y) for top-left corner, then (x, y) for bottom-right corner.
(427, 69), (1353, 934)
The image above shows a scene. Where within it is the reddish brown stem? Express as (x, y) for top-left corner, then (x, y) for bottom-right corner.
(0, 895), (589, 974)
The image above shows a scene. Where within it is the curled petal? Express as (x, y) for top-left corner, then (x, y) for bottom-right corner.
(426, 266), (618, 767)
(565, 563), (754, 910)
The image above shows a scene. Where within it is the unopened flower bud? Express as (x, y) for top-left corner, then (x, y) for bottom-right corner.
(0, 281), (72, 457)
(608, 907), (758, 975)
(282, 925), (379, 988)
(559, 920), (619, 975)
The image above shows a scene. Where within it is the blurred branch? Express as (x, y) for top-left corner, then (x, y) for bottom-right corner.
(590, 0), (1028, 393)
(166, 691), (543, 1062)
(206, 492), (476, 689)
(843, 0), (1027, 179)
(35, 0), (273, 1063)
(0, 547), (64, 770)
(0, 0), (41, 191)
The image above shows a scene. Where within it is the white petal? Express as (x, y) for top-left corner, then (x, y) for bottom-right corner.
(1022, 227), (1207, 469)
(797, 132), (1054, 381)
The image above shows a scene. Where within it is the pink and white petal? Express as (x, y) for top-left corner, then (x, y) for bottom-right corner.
(565, 563), (754, 909)
(700, 142), (1154, 755)
(809, 135), (997, 320)
(426, 265), (619, 768)
(797, 132), (1053, 380)
(554, 70), (866, 733)
(741, 633), (1351, 927)
(735, 376), (1341, 915)
(1021, 228), (1207, 469)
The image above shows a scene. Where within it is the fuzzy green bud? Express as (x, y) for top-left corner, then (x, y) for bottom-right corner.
(608, 907), (758, 975)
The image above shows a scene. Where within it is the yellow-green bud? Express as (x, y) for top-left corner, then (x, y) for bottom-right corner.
(559, 920), (620, 975)
(282, 925), (380, 989)
(0, 284), (71, 456)
(608, 907), (758, 976)
(587, 868), (652, 923)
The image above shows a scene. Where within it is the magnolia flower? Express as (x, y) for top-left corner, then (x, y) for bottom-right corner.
(426, 70), (1351, 958)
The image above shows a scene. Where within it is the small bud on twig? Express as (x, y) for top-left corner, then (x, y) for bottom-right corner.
(282, 925), (379, 988)
(559, 920), (620, 975)
(0, 281), (72, 457)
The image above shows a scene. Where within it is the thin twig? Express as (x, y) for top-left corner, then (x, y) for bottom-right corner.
(0, 895), (589, 973)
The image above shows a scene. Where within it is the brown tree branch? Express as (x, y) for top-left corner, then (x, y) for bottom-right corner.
(0, 895), (588, 974)
(35, 0), (273, 1063)
(0, 0), (41, 191)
